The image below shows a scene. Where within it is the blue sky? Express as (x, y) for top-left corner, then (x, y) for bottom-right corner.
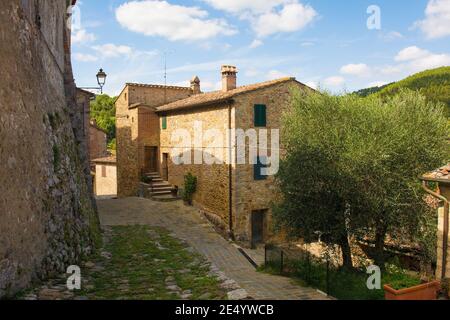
(71, 0), (450, 96)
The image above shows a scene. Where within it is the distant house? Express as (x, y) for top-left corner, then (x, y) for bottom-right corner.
(92, 156), (117, 199)
(115, 65), (312, 245)
(422, 165), (450, 280)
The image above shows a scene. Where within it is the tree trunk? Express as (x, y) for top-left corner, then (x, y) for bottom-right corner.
(339, 235), (354, 270)
(374, 224), (387, 270)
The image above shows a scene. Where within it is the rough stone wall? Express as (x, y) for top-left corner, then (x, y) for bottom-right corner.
(116, 85), (192, 197)
(233, 81), (306, 243)
(159, 106), (234, 224)
(89, 125), (107, 160)
(76, 89), (93, 159)
(0, 0), (100, 298)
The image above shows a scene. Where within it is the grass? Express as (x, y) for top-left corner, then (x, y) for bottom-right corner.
(78, 225), (227, 300)
(259, 257), (421, 300)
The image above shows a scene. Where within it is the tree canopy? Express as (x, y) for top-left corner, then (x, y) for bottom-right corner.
(274, 89), (448, 269)
(90, 94), (116, 143)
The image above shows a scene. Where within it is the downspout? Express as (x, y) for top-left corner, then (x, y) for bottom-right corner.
(228, 101), (235, 240)
(422, 181), (449, 279)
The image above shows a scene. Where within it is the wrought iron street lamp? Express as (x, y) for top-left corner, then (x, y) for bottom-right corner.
(79, 68), (107, 94)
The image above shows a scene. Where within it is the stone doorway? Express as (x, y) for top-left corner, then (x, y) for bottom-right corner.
(251, 210), (267, 247)
(144, 146), (158, 173)
(162, 153), (169, 181)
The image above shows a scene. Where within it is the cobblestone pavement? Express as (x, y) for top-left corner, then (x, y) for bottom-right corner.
(97, 197), (329, 300)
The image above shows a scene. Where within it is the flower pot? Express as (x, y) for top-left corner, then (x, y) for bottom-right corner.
(383, 281), (440, 300)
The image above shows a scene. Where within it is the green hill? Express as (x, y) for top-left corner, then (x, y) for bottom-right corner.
(354, 66), (450, 115)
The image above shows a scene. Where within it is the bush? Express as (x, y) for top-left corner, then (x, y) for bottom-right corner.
(183, 173), (197, 205)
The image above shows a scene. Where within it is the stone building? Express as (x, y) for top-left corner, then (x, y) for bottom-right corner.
(116, 65), (311, 245)
(92, 156), (117, 199)
(0, 0), (99, 297)
(422, 166), (450, 280)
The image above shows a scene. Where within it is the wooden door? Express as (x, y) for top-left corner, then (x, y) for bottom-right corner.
(162, 153), (169, 181)
(251, 210), (266, 245)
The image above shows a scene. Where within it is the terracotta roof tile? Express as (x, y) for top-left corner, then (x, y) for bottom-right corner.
(92, 156), (116, 164)
(422, 164), (450, 183)
(156, 77), (300, 112)
(127, 83), (191, 91)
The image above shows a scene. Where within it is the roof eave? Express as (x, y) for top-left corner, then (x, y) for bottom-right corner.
(156, 98), (235, 114)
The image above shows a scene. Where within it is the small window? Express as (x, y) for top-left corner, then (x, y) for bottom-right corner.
(254, 104), (267, 127)
(254, 156), (268, 181)
(162, 116), (167, 130)
(101, 165), (106, 177)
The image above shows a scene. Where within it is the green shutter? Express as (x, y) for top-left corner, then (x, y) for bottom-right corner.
(162, 116), (167, 130)
(254, 156), (268, 180)
(254, 104), (267, 127)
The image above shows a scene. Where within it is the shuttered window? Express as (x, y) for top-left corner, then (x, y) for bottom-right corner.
(254, 104), (267, 127)
(162, 116), (167, 130)
(254, 156), (268, 180)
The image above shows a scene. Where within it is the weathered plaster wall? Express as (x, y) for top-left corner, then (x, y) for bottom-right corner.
(0, 0), (99, 297)
(436, 186), (450, 279)
(95, 164), (117, 198)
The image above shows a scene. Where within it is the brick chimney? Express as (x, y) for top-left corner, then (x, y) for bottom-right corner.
(190, 76), (201, 94)
(221, 65), (237, 92)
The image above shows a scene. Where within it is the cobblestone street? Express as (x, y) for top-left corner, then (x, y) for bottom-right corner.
(97, 197), (328, 300)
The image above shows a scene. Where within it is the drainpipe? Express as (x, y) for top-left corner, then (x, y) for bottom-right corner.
(228, 101), (235, 240)
(422, 181), (449, 279)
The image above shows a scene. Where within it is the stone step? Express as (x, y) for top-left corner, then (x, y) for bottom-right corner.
(150, 190), (172, 196)
(150, 186), (173, 191)
(150, 178), (163, 182)
(152, 194), (179, 202)
(151, 182), (170, 187)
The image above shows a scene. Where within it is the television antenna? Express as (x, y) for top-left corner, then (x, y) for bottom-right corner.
(162, 50), (175, 103)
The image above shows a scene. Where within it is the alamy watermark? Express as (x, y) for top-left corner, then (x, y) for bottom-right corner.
(169, 121), (279, 176)
(367, 5), (381, 30)
(66, 265), (81, 290)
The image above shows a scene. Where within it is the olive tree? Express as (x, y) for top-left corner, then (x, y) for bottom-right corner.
(274, 89), (448, 270)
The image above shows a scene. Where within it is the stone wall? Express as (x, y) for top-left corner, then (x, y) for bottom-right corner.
(116, 85), (192, 197)
(0, 0), (100, 298)
(233, 81), (306, 243)
(89, 125), (108, 160)
(159, 105), (234, 226)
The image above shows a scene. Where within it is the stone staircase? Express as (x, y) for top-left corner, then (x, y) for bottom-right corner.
(145, 172), (178, 202)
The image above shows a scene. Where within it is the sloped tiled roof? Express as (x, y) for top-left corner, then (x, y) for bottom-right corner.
(92, 156), (116, 164)
(156, 77), (299, 112)
(422, 164), (450, 184)
(126, 83), (191, 91)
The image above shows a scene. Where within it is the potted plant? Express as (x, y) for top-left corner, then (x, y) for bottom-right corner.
(384, 279), (440, 300)
(183, 173), (197, 205)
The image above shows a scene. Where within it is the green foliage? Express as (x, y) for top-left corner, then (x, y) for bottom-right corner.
(275, 89), (448, 269)
(90, 94), (116, 142)
(356, 67), (450, 116)
(353, 82), (393, 97)
(107, 138), (116, 151)
(52, 145), (60, 170)
(183, 173), (197, 204)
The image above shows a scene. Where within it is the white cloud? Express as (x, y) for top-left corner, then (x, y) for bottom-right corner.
(249, 39), (263, 49)
(380, 31), (403, 41)
(300, 41), (315, 47)
(115, 0), (237, 41)
(253, 2), (317, 37)
(92, 44), (133, 58)
(395, 46), (430, 61)
(395, 46), (450, 72)
(73, 53), (98, 62)
(202, 0), (289, 15)
(340, 63), (371, 77)
(71, 29), (96, 44)
(324, 76), (345, 87)
(415, 0), (450, 39)
(368, 81), (388, 88)
(266, 70), (289, 80)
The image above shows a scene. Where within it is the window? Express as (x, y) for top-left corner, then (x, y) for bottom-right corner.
(254, 104), (267, 127)
(101, 165), (106, 178)
(162, 116), (167, 130)
(254, 156), (268, 180)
